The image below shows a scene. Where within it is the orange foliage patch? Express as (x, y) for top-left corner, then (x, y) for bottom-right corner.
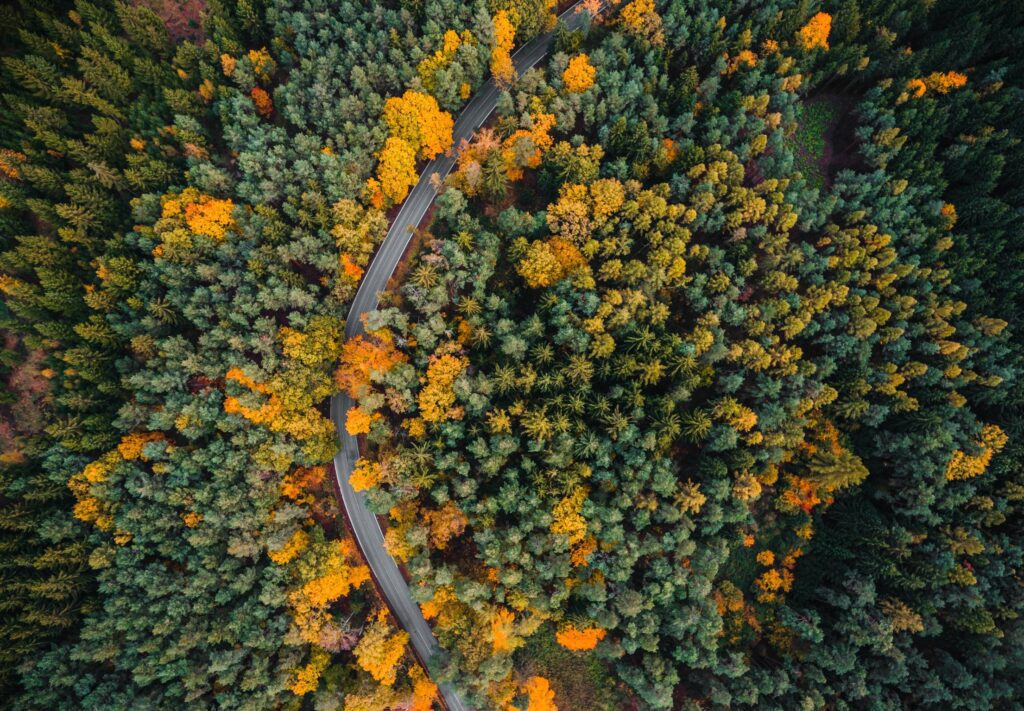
(345, 406), (375, 436)
(349, 458), (382, 492)
(797, 12), (831, 51)
(515, 676), (558, 711)
(335, 332), (407, 399)
(116, 431), (164, 461)
(251, 86), (273, 116)
(281, 465), (327, 501)
(926, 71), (968, 94)
(570, 536), (597, 567)
(426, 501), (468, 550)
(556, 624), (606, 651)
(161, 188), (237, 240)
(341, 253), (364, 281)
(491, 608), (516, 652)
(778, 475), (822, 514)
(501, 112), (556, 180)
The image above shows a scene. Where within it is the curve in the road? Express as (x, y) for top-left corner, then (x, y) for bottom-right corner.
(330, 5), (600, 710)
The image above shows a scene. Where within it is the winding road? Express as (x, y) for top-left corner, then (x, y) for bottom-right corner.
(330, 5), (600, 709)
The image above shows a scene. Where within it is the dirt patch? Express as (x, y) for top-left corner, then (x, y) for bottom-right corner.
(136, 0), (205, 44)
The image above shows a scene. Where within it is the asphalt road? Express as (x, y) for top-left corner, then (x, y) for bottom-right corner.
(330, 5), (599, 709)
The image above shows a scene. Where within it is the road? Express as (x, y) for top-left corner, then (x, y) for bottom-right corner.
(330, 5), (600, 710)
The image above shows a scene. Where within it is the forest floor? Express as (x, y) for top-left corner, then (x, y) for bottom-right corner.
(139, 0), (206, 42)
(520, 624), (637, 710)
(789, 92), (862, 192)
(790, 99), (839, 192)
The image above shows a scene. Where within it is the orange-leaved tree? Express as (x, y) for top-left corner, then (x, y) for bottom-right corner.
(797, 12), (831, 51)
(511, 676), (558, 711)
(336, 331), (407, 400)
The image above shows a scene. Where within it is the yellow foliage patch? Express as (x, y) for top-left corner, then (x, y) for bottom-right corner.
(268, 528), (309, 565)
(349, 458), (382, 492)
(418, 350), (468, 422)
(946, 424), (1008, 480)
(372, 136), (418, 206)
(383, 90), (454, 160)
(563, 54), (596, 93)
(491, 11), (516, 85)
(354, 613), (409, 686)
(550, 487), (589, 544)
(621, 0), (664, 46)
(116, 432), (164, 461)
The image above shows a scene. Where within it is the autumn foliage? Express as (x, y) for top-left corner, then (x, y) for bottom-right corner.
(250, 86), (273, 116)
(418, 29), (475, 92)
(562, 54), (596, 93)
(354, 613), (410, 686)
(160, 187), (237, 241)
(336, 332), (407, 399)
(797, 12), (831, 51)
(383, 90), (454, 160)
(620, 0), (664, 46)
(491, 10), (516, 86)
(367, 137), (418, 206)
(556, 624), (606, 651)
(513, 676), (558, 711)
(418, 348), (468, 422)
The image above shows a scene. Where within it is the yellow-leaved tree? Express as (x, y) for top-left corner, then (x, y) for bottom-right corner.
(354, 612), (410, 686)
(562, 54), (596, 93)
(620, 0), (664, 46)
(491, 10), (516, 86)
(367, 137), (418, 207)
(383, 90), (454, 160)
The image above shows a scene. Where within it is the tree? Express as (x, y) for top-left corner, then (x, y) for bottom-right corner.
(383, 90), (455, 159)
(797, 12), (832, 51)
(491, 10), (516, 86)
(562, 54), (596, 93)
(354, 614), (410, 686)
(370, 137), (419, 206)
(620, 0), (664, 46)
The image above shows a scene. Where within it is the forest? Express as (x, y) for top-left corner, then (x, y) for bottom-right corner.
(1, 0), (1022, 709)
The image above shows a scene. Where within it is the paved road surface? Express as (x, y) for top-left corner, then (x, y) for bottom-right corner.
(330, 5), (599, 709)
